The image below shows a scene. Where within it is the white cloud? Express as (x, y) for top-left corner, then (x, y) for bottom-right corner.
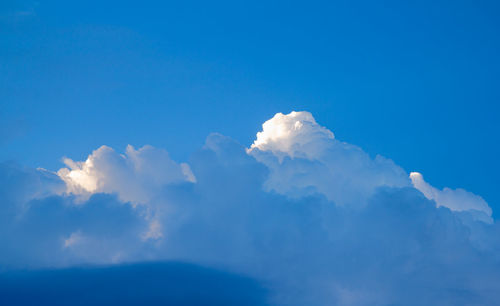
(410, 171), (492, 223)
(249, 111), (410, 206)
(248, 111), (493, 220)
(57, 144), (195, 204)
(249, 111), (334, 161)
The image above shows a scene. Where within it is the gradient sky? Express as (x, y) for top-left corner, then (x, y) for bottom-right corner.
(2, 1), (500, 304)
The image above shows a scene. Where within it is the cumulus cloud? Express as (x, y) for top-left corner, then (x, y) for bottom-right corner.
(0, 111), (499, 305)
(249, 111), (410, 206)
(159, 135), (500, 305)
(57, 144), (195, 204)
(410, 171), (492, 223)
(249, 111), (335, 160)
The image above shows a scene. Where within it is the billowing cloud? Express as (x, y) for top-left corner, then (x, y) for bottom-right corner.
(410, 171), (492, 223)
(57, 144), (195, 204)
(0, 111), (499, 305)
(249, 111), (335, 160)
(249, 111), (410, 206)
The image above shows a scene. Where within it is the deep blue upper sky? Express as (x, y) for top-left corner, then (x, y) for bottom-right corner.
(1, 0), (499, 215)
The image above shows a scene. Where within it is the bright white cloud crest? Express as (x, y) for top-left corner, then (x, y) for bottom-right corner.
(410, 171), (492, 222)
(1, 110), (497, 306)
(249, 111), (334, 160)
(58, 144), (195, 204)
(249, 111), (410, 206)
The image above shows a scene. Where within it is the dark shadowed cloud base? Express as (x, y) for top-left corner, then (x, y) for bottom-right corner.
(0, 262), (268, 306)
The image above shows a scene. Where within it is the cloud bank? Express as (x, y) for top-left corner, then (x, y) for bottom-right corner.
(0, 262), (267, 306)
(0, 111), (499, 305)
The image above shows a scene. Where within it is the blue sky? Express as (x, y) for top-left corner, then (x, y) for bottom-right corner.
(2, 0), (499, 212)
(1, 1), (500, 305)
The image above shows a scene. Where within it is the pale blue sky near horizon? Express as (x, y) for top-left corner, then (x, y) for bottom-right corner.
(1, 0), (499, 216)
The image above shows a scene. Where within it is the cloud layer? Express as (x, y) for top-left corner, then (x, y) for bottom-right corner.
(0, 111), (498, 305)
(0, 262), (268, 306)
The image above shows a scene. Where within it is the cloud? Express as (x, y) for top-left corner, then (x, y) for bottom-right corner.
(0, 262), (268, 306)
(249, 111), (335, 160)
(157, 135), (500, 305)
(57, 144), (195, 204)
(0, 111), (499, 305)
(410, 171), (492, 223)
(249, 111), (410, 206)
